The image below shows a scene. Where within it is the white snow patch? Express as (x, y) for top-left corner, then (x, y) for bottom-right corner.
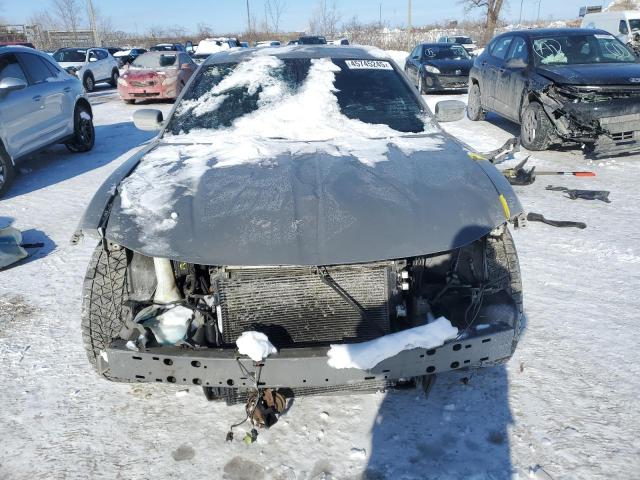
(236, 331), (277, 362)
(327, 317), (458, 370)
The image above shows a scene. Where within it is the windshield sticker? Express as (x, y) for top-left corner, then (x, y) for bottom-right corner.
(345, 59), (393, 70)
(594, 34), (615, 39)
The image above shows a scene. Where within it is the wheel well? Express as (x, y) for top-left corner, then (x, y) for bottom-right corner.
(83, 70), (94, 80)
(75, 98), (92, 117)
(470, 77), (479, 86)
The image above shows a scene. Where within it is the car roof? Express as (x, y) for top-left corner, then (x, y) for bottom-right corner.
(496, 27), (612, 38)
(0, 45), (49, 55)
(422, 42), (462, 47)
(203, 45), (390, 66)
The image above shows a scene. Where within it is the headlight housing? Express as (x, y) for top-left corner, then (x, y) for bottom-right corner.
(424, 65), (441, 74)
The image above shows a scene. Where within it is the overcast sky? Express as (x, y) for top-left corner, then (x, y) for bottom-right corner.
(3, 0), (608, 34)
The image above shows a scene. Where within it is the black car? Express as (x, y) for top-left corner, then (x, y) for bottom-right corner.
(298, 35), (327, 45)
(116, 48), (147, 65)
(404, 43), (473, 93)
(469, 28), (640, 153)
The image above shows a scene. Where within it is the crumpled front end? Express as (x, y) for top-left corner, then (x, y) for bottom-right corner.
(117, 70), (181, 100)
(535, 82), (640, 154)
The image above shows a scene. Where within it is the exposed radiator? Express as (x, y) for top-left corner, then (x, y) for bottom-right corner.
(215, 265), (393, 348)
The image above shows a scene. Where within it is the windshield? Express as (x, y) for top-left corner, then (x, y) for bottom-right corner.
(166, 57), (427, 137)
(453, 37), (472, 45)
(629, 19), (640, 31)
(532, 33), (636, 65)
(53, 49), (86, 62)
(131, 53), (177, 69)
(424, 45), (470, 60)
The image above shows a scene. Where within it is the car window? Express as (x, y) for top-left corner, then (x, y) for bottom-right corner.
(410, 46), (421, 59)
(18, 53), (57, 84)
(423, 45), (470, 60)
(0, 53), (28, 83)
(630, 19), (640, 31)
(532, 33), (636, 65)
(619, 20), (629, 35)
(490, 36), (513, 59)
(96, 50), (108, 60)
(506, 36), (529, 62)
(53, 49), (86, 63)
(88, 50), (98, 61)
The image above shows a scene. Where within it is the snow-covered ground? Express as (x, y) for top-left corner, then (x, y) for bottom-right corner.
(1, 83), (639, 480)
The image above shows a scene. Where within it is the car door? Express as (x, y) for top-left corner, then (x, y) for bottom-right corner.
(0, 52), (39, 159)
(96, 49), (111, 80)
(481, 35), (513, 112)
(87, 49), (101, 80)
(405, 45), (422, 85)
(492, 36), (530, 121)
(16, 52), (69, 152)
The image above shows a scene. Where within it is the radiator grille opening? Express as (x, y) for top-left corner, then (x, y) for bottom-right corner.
(215, 265), (393, 348)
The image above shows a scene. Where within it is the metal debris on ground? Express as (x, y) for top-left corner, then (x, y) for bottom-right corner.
(545, 186), (611, 203)
(502, 156), (596, 186)
(526, 212), (587, 229)
(0, 218), (29, 269)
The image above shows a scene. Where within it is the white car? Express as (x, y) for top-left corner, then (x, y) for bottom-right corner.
(0, 46), (94, 195)
(437, 35), (478, 54)
(52, 47), (120, 92)
(581, 10), (640, 47)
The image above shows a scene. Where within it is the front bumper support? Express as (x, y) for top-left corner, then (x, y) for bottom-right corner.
(100, 326), (515, 388)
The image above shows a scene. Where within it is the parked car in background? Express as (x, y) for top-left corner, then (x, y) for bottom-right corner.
(328, 38), (350, 45)
(254, 40), (281, 48)
(437, 35), (478, 54)
(240, 42), (249, 48)
(150, 43), (186, 52)
(0, 46), (94, 195)
(52, 47), (120, 92)
(405, 43), (473, 92)
(77, 46), (524, 407)
(298, 35), (327, 45)
(192, 37), (240, 63)
(0, 41), (35, 48)
(581, 9), (640, 52)
(113, 48), (147, 66)
(468, 28), (640, 153)
(117, 51), (196, 104)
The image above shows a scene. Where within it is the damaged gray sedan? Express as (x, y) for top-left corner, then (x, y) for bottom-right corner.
(469, 28), (640, 154)
(76, 46), (524, 416)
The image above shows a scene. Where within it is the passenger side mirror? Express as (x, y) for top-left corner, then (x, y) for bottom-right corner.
(133, 109), (164, 131)
(434, 100), (466, 123)
(0, 77), (27, 95)
(89, 56), (98, 62)
(506, 58), (527, 69)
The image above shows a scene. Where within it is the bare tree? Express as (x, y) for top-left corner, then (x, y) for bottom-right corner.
(265, 0), (287, 34)
(461, 0), (506, 44)
(51, 0), (84, 39)
(308, 0), (340, 37)
(608, 0), (640, 11)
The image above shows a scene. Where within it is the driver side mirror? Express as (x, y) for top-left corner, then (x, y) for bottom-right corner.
(133, 109), (164, 131)
(506, 57), (528, 69)
(0, 77), (27, 95)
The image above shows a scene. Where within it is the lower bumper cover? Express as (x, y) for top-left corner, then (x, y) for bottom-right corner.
(100, 326), (515, 388)
(425, 73), (469, 90)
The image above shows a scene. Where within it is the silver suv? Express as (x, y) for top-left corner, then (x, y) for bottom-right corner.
(52, 47), (120, 92)
(0, 46), (95, 196)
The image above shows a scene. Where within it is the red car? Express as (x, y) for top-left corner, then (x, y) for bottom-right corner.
(117, 51), (196, 104)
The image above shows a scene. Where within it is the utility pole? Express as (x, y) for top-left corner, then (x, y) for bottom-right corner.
(519, 0), (524, 25)
(536, 0), (542, 24)
(86, 0), (100, 46)
(379, 3), (382, 26)
(246, 0), (252, 34)
(408, 0), (412, 31)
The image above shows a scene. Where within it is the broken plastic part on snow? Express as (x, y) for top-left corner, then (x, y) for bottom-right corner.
(0, 218), (29, 269)
(236, 331), (277, 362)
(326, 317), (458, 370)
(135, 304), (194, 345)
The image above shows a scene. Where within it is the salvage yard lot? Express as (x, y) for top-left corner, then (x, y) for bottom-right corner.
(0, 86), (639, 479)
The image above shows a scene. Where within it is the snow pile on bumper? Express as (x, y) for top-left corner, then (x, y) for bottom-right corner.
(236, 331), (278, 362)
(327, 317), (458, 370)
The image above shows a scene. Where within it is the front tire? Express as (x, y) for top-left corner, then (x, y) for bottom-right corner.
(520, 102), (552, 151)
(65, 104), (95, 153)
(83, 73), (95, 92)
(467, 82), (485, 121)
(0, 144), (15, 197)
(417, 75), (425, 95)
(81, 244), (130, 379)
(124, 99), (135, 105)
(108, 68), (119, 87)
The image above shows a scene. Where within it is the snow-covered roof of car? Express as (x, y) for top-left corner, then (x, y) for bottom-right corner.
(202, 45), (391, 66)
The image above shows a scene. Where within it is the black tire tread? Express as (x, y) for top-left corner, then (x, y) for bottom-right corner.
(0, 144), (15, 197)
(81, 244), (130, 381)
(520, 102), (552, 151)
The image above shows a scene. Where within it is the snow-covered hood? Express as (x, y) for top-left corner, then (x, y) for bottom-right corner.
(99, 138), (522, 266)
(58, 61), (85, 70)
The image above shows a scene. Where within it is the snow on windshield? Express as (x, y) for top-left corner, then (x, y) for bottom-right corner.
(118, 55), (443, 240)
